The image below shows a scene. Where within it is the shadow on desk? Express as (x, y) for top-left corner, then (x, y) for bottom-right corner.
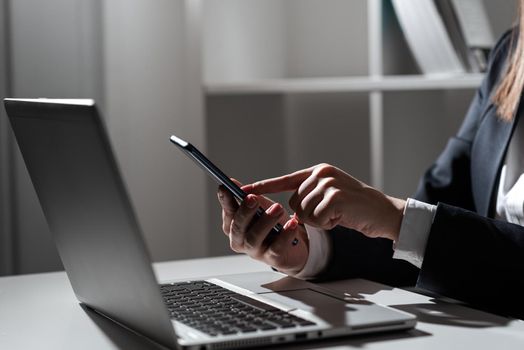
(391, 300), (511, 329)
(276, 328), (431, 350)
(81, 304), (166, 350)
(320, 278), (512, 329)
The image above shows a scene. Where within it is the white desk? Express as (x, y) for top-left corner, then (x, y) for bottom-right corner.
(1, 255), (523, 349)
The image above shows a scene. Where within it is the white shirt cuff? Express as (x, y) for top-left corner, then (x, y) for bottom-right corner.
(392, 198), (436, 268)
(293, 225), (331, 280)
(496, 165), (524, 226)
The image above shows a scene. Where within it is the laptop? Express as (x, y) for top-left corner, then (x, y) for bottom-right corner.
(4, 98), (416, 349)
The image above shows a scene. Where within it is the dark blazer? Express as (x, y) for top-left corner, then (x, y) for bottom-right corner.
(317, 29), (524, 320)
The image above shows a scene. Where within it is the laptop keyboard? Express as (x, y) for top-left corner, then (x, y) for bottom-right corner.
(160, 280), (316, 336)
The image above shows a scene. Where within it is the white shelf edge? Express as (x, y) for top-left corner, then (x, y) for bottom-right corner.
(205, 74), (484, 95)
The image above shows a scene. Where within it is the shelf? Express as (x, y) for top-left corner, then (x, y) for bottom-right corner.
(205, 74), (484, 95)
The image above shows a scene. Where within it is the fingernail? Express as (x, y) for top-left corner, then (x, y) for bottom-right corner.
(284, 218), (298, 231)
(246, 195), (257, 208)
(268, 203), (283, 216)
(292, 212), (303, 224)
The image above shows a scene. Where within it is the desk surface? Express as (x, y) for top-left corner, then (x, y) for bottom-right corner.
(1, 255), (523, 349)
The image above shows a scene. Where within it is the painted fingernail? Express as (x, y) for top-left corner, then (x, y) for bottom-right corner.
(246, 195), (257, 208)
(292, 212), (303, 224)
(268, 203), (283, 216)
(284, 218), (298, 230)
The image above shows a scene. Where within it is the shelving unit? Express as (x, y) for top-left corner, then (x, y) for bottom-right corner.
(205, 74), (484, 95)
(198, 0), (515, 255)
(206, 73), (484, 191)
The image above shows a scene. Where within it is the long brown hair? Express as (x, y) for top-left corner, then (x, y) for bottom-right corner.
(493, 0), (524, 121)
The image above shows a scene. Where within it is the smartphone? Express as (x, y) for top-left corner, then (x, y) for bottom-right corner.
(169, 135), (283, 240)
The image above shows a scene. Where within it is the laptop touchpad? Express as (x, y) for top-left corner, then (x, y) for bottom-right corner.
(263, 289), (354, 313)
(262, 289), (405, 327)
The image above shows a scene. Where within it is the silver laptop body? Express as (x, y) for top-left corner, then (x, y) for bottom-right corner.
(4, 98), (416, 350)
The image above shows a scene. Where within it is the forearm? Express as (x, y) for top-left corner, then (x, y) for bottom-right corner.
(296, 225), (419, 287)
(418, 203), (524, 319)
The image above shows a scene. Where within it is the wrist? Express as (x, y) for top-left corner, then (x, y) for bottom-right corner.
(389, 197), (406, 241)
(275, 224), (310, 276)
(384, 196), (405, 242)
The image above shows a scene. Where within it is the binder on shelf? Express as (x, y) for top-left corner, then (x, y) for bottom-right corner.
(391, 0), (495, 75)
(448, 0), (495, 72)
(391, 0), (465, 75)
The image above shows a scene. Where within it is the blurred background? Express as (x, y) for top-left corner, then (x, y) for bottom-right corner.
(0, 0), (518, 275)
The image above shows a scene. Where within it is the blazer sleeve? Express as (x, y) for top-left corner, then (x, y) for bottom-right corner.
(418, 203), (524, 319)
(311, 226), (420, 287)
(313, 30), (513, 289)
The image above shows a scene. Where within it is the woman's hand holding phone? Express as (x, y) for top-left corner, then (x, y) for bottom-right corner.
(245, 164), (405, 241)
(217, 180), (309, 276)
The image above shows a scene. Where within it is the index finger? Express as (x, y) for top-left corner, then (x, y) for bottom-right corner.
(244, 167), (314, 195)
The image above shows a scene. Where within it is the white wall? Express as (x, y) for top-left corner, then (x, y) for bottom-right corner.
(382, 90), (475, 198)
(203, 0), (287, 82)
(4, 0), (208, 273)
(103, 0), (208, 262)
(283, 0), (368, 77)
(484, 0), (518, 36)
(203, 0), (368, 81)
(8, 0), (102, 273)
